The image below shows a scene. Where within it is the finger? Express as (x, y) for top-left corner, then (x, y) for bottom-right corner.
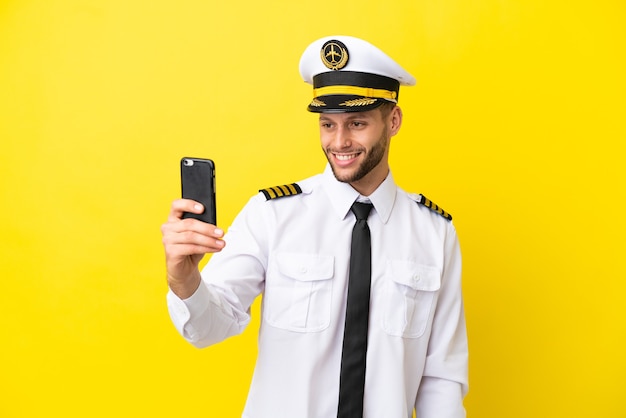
(167, 199), (204, 222)
(163, 217), (223, 239)
(166, 228), (223, 247)
(164, 238), (226, 259)
(162, 225), (225, 252)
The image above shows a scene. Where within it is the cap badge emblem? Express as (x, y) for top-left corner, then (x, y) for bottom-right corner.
(320, 40), (349, 70)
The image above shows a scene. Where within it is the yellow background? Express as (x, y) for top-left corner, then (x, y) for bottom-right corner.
(1, 0), (624, 416)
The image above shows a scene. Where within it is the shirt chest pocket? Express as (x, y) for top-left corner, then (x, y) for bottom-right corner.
(264, 253), (334, 332)
(382, 261), (441, 338)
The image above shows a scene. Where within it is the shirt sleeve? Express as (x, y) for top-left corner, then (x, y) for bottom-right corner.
(166, 194), (268, 348)
(415, 223), (468, 417)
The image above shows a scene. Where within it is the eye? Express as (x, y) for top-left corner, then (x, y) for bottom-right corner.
(351, 121), (366, 128)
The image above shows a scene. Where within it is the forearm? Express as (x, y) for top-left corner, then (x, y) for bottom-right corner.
(166, 194), (267, 348)
(415, 377), (466, 418)
(167, 269), (202, 300)
(167, 280), (251, 348)
(415, 226), (468, 416)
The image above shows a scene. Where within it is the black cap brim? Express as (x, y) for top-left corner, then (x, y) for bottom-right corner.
(307, 95), (389, 113)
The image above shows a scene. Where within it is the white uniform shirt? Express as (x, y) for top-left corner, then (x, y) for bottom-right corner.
(167, 165), (468, 418)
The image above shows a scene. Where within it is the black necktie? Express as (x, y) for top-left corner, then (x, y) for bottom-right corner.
(337, 202), (374, 418)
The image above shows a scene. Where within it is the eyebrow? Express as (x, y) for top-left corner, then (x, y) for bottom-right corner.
(319, 113), (372, 122)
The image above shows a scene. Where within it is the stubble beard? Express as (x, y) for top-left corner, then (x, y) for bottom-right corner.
(326, 125), (389, 184)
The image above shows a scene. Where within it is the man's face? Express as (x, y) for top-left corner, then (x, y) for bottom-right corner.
(319, 108), (395, 190)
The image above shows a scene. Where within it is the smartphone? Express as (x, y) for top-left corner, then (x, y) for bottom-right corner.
(180, 157), (216, 225)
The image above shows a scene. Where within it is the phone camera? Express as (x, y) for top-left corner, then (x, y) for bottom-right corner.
(183, 159), (194, 167)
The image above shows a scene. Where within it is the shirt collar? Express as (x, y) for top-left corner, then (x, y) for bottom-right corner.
(321, 164), (397, 223)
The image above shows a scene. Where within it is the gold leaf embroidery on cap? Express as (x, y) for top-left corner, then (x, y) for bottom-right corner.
(310, 98), (326, 107)
(339, 98), (378, 107)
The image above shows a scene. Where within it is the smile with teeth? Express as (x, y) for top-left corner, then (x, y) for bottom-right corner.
(334, 152), (361, 161)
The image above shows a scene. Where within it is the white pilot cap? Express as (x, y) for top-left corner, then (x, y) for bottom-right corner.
(299, 35), (416, 113)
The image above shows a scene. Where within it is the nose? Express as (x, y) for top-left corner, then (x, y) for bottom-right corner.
(331, 124), (352, 149)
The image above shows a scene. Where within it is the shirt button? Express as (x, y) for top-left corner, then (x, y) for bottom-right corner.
(300, 266), (307, 274)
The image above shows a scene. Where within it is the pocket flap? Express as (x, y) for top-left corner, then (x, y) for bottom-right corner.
(276, 253), (334, 282)
(388, 261), (440, 291)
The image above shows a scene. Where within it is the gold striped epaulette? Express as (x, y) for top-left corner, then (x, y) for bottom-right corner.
(259, 183), (303, 200)
(415, 194), (453, 221)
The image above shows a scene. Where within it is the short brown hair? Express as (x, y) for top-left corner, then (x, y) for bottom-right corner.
(378, 101), (397, 118)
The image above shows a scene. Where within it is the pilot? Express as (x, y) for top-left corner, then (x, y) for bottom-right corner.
(162, 35), (468, 418)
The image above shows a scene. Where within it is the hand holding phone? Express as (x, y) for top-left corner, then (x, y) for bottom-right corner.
(180, 157), (216, 225)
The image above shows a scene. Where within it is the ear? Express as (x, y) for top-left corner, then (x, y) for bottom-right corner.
(388, 105), (403, 136)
